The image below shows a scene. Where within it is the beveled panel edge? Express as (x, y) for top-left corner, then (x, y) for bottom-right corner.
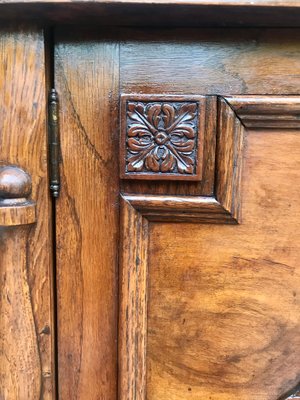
(225, 95), (300, 129)
(122, 194), (235, 224)
(118, 95), (300, 400)
(118, 195), (149, 400)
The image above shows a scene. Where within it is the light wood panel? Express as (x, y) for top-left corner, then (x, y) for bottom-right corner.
(121, 29), (300, 96)
(55, 30), (119, 399)
(147, 130), (300, 399)
(0, 27), (55, 398)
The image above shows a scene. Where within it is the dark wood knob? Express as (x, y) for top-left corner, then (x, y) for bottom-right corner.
(0, 166), (32, 199)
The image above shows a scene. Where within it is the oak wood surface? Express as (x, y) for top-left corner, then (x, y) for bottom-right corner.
(121, 95), (216, 196)
(51, 26), (300, 400)
(0, 27), (55, 398)
(225, 96), (300, 129)
(119, 196), (149, 400)
(0, 167), (39, 398)
(120, 94), (206, 182)
(120, 29), (300, 96)
(147, 130), (300, 399)
(216, 98), (244, 221)
(55, 30), (119, 399)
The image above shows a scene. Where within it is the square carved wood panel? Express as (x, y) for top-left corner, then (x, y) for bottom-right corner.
(120, 95), (206, 181)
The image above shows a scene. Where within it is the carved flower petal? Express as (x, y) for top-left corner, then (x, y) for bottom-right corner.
(127, 103), (146, 123)
(162, 104), (176, 128)
(171, 139), (195, 152)
(176, 154), (194, 174)
(166, 103), (197, 133)
(161, 150), (176, 172)
(127, 153), (145, 172)
(178, 103), (197, 122)
(128, 124), (152, 137)
(171, 124), (195, 138)
(145, 151), (160, 172)
(147, 104), (162, 129)
(127, 138), (152, 151)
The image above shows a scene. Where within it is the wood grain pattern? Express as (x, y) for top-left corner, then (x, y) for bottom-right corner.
(0, 27), (54, 398)
(123, 195), (235, 224)
(121, 29), (300, 96)
(0, 226), (42, 399)
(0, 167), (40, 399)
(216, 98), (245, 221)
(119, 96), (300, 399)
(147, 130), (300, 400)
(119, 96), (243, 399)
(55, 30), (119, 399)
(119, 196), (149, 400)
(225, 96), (300, 129)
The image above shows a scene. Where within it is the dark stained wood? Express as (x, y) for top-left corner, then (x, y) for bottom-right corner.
(121, 96), (216, 196)
(225, 96), (300, 129)
(0, 27), (55, 398)
(0, 166), (36, 226)
(147, 129), (300, 399)
(120, 95), (206, 181)
(3, 1), (300, 5)
(2, 2), (300, 27)
(55, 29), (119, 399)
(0, 166), (32, 199)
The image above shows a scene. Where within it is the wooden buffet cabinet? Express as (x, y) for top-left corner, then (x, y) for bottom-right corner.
(1, 2), (300, 399)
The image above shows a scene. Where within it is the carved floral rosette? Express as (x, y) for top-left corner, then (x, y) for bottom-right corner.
(120, 96), (204, 181)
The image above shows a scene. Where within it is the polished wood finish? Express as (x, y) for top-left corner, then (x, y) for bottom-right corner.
(121, 95), (216, 197)
(0, 28), (55, 398)
(55, 30), (119, 400)
(119, 196), (149, 400)
(51, 25), (300, 398)
(121, 29), (300, 96)
(2, 11), (300, 399)
(226, 96), (300, 129)
(0, 166), (39, 398)
(0, 166), (36, 226)
(216, 98), (244, 222)
(0, 166), (32, 199)
(119, 96), (300, 399)
(120, 95), (206, 181)
(147, 129), (300, 399)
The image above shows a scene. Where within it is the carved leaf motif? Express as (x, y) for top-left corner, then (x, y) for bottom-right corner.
(125, 100), (199, 176)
